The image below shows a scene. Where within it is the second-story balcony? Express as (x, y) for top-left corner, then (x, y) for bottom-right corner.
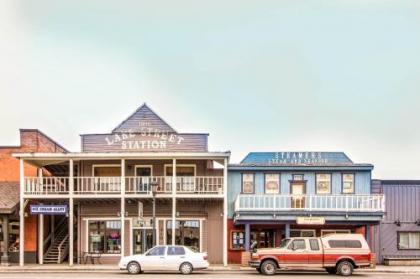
(234, 194), (385, 213)
(23, 176), (224, 197)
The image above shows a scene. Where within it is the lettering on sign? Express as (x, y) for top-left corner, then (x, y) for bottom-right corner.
(296, 216), (326, 225)
(271, 152), (329, 164)
(30, 205), (68, 215)
(104, 121), (184, 151)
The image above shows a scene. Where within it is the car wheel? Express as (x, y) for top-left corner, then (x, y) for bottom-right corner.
(179, 262), (193, 275)
(337, 261), (353, 276)
(325, 267), (336, 274)
(261, 260), (277, 276)
(127, 261), (141, 274)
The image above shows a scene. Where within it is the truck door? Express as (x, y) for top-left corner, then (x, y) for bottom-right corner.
(282, 239), (309, 266)
(307, 239), (323, 267)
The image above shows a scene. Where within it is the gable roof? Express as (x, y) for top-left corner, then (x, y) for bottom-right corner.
(240, 152), (355, 166)
(112, 103), (176, 133)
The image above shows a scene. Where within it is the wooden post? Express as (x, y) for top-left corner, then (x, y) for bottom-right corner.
(19, 159), (25, 266)
(38, 211), (44, 264)
(120, 159), (126, 257)
(171, 158), (176, 245)
(1, 215), (10, 266)
(69, 159), (74, 266)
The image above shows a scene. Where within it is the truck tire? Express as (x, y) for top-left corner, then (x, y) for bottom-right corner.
(260, 260), (277, 275)
(336, 261), (354, 276)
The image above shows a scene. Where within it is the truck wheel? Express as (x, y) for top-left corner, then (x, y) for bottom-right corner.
(325, 267), (336, 274)
(337, 261), (353, 276)
(260, 260), (277, 275)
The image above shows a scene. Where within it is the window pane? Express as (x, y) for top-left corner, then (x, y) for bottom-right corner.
(231, 231), (245, 249)
(291, 239), (306, 250)
(342, 174), (354, 193)
(399, 233), (409, 249)
(265, 174), (279, 194)
(88, 220), (121, 254)
(310, 239), (320, 251)
(166, 220), (200, 252)
(316, 174), (331, 194)
(328, 240), (361, 248)
(147, 246), (165, 256)
(168, 246), (185, 255)
(242, 174), (254, 193)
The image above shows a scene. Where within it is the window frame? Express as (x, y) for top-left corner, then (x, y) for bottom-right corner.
(87, 219), (122, 255)
(397, 231), (420, 250)
(315, 173), (332, 194)
(341, 173), (355, 194)
(230, 229), (245, 250)
(241, 173), (255, 194)
(264, 173), (280, 194)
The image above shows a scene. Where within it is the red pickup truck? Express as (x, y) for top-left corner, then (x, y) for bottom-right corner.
(249, 234), (373, 276)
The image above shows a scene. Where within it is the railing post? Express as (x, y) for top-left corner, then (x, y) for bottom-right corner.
(171, 158), (176, 245)
(121, 159), (126, 257)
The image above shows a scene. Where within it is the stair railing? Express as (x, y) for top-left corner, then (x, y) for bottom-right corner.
(57, 235), (69, 264)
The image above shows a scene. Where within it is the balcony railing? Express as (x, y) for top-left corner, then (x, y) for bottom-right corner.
(234, 194), (385, 212)
(23, 176), (224, 196)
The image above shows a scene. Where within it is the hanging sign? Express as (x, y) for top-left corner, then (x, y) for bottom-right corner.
(30, 205), (68, 215)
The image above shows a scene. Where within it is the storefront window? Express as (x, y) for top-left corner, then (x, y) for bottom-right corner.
(242, 173), (254, 193)
(342, 174), (355, 194)
(398, 232), (420, 250)
(265, 174), (280, 194)
(316, 174), (331, 194)
(231, 231), (245, 250)
(166, 220), (200, 252)
(88, 220), (121, 254)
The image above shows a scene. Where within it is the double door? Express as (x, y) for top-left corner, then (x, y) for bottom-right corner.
(132, 228), (154, 254)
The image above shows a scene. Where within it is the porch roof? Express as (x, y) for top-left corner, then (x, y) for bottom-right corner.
(0, 182), (19, 214)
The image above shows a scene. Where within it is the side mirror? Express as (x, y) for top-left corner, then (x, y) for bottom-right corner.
(250, 241), (258, 252)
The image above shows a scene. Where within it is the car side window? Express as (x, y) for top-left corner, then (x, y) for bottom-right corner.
(167, 246), (185, 256)
(309, 239), (320, 251)
(288, 239), (306, 250)
(146, 246), (166, 256)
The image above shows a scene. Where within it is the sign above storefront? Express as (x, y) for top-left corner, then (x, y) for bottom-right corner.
(30, 205), (68, 215)
(296, 216), (326, 225)
(241, 152), (354, 165)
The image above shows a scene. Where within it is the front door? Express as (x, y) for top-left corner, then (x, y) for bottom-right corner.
(291, 182), (305, 209)
(279, 238), (309, 266)
(133, 228), (154, 255)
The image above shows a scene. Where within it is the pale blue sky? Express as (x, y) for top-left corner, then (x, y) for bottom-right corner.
(1, 1), (420, 178)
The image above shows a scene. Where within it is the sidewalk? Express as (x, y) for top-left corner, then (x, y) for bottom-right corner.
(1, 264), (420, 274)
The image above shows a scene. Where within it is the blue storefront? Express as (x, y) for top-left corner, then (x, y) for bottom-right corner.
(227, 152), (385, 264)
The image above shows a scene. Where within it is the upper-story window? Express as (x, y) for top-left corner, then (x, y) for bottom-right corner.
(265, 174), (280, 194)
(316, 174), (331, 194)
(342, 173), (355, 194)
(242, 173), (254, 193)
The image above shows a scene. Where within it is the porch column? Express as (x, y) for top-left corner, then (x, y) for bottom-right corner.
(38, 210), (44, 264)
(1, 215), (10, 266)
(285, 223), (290, 238)
(366, 225), (372, 249)
(120, 159), (126, 257)
(223, 157), (228, 266)
(19, 159), (25, 266)
(171, 158), (176, 245)
(69, 159), (74, 266)
(50, 215), (55, 245)
(244, 223), (251, 251)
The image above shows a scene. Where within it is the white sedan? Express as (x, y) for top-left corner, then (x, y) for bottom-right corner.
(119, 245), (209, 275)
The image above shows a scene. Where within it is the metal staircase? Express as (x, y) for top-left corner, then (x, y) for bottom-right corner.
(43, 220), (69, 264)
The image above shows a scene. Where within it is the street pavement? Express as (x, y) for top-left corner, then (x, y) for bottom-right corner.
(0, 271), (419, 279)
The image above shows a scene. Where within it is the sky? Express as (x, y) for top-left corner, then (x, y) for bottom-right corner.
(1, 0), (420, 179)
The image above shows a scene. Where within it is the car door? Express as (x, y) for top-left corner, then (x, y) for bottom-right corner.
(166, 246), (187, 270)
(142, 246), (167, 270)
(284, 239), (309, 266)
(307, 239), (323, 267)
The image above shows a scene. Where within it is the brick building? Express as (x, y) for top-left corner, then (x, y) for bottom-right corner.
(0, 129), (66, 264)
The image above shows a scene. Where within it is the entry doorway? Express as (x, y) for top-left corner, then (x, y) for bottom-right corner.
(290, 182), (306, 208)
(135, 165), (153, 192)
(132, 228), (154, 255)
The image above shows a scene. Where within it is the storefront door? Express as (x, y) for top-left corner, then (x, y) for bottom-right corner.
(291, 183), (305, 209)
(133, 228), (154, 254)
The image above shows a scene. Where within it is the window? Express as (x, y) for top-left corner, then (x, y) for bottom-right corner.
(328, 240), (362, 248)
(398, 232), (420, 250)
(147, 246), (166, 256)
(316, 174), (331, 194)
(288, 239), (306, 250)
(321, 230), (351, 236)
(242, 173), (254, 193)
(290, 230), (316, 237)
(166, 220), (200, 252)
(265, 174), (280, 194)
(167, 246), (186, 255)
(342, 174), (355, 194)
(88, 220), (121, 254)
(309, 239), (320, 251)
(231, 231), (245, 250)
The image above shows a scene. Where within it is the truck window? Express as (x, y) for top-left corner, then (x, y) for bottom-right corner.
(288, 239), (306, 250)
(309, 239), (320, 251)
(328, 240), (362, 248)
(279, 239), (290, 248)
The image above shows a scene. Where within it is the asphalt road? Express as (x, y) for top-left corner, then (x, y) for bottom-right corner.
(0, 271), (418, 279)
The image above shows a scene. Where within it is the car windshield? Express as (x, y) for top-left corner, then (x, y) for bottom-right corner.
(279, 239), (291, 248)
